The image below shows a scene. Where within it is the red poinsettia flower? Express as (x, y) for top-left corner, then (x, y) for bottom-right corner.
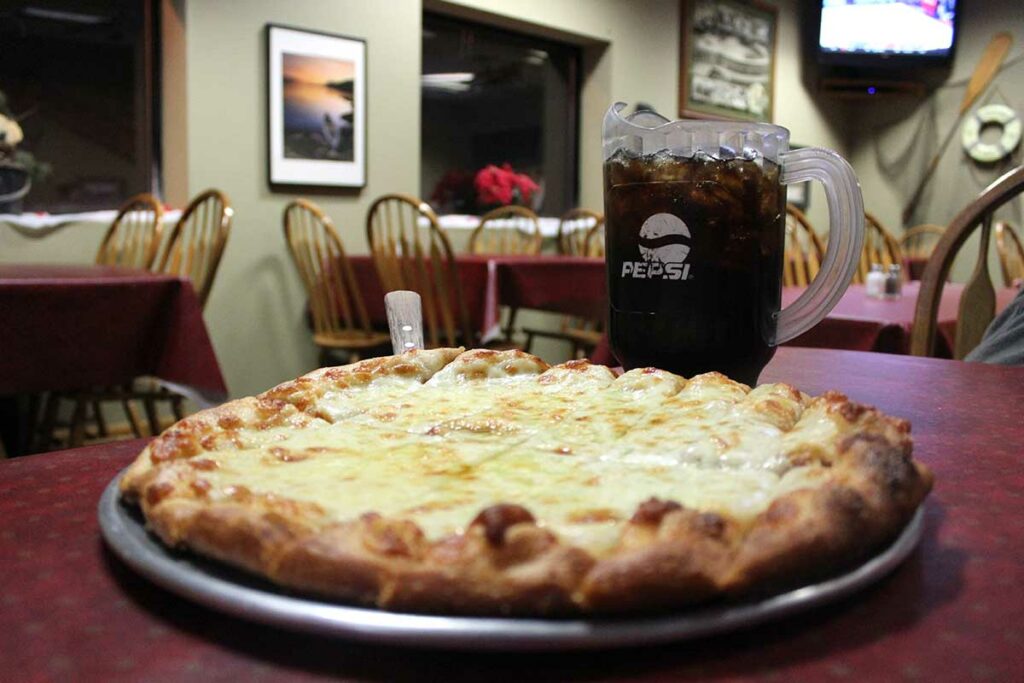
(474, 163), (537, 208)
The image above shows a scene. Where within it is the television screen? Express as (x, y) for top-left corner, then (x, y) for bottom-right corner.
(819, 0), (958, 58)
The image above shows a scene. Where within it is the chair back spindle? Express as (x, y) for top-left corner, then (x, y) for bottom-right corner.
(783, 204), (824, 287)
(96, 194), (164, 269)
(854, 213), (903, 283)
(584, 219), (606, 258)
(157, 189), (233, 308)
(285, 199), (373, 341)
(900, 224), (945, 260)
(994, 221), (1024, 286)
(557, 209), (602, 256)
(469, 206), (543, 255)
(954, 215), (997, 356)
(366, 193), (473, 348)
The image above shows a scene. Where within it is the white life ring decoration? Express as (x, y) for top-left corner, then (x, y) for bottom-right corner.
(961, 104), (1021, 164)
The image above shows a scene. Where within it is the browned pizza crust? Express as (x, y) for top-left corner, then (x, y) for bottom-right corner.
(120, 349), (932, 616)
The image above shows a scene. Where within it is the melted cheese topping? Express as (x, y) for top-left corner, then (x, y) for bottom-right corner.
(183, 355), (843, 557)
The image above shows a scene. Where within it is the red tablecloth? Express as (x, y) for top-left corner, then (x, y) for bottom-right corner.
(0, 264), (227, 398)
(1, 349), (1022, 680)
(349, 255), (606, 339)
(593, 281), (1018, 365)
(783, 281), (1018, 356)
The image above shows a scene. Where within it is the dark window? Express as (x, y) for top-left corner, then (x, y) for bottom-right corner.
(0, 0), (159, 211)
(421, 13), (580, 216)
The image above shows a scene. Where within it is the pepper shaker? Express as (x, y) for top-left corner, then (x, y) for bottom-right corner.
(884, 264), (903, 299)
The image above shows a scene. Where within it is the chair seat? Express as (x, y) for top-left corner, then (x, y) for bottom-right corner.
(314, 330), (392, 349)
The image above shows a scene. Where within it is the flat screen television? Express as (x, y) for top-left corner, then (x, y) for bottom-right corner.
(816, 0), (959, 69)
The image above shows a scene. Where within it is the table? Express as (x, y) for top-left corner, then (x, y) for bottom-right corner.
(354, 256), (1014, 357)
(0, 264), (226, 399)
(1, 348), (1021, 680)
(783, 281), (1019, 356)
(0, 209), (183, 238)
(349, 255), (605, 340)
(591, 281), (1018, 365)
(423, 214), (564, 238)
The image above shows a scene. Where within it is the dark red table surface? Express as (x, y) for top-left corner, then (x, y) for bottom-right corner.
(2, 348), (1022, 681)
(0, 264), (227, 397)
(783, 281), (1019, 356)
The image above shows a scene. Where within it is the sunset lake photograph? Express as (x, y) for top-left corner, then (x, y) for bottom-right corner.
(282, 53), (355, 161)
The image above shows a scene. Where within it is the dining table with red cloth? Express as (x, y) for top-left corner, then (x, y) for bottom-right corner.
(782, 281), (1019, 356)
(0, 264), (227, 399)
(350, 256), (1015, 358)
(1, 348), (1022, 680)
(591, 280), (1019, 365)
(348, 254), (606, 340)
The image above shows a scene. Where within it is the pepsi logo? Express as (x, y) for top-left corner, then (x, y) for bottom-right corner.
(620, 212), (693, 281)
(638, 213), (691, 264)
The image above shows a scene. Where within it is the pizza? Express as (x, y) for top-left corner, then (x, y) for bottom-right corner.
(119, 348), (932, 616)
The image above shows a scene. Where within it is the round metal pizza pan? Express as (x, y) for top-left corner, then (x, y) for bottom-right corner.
(98, 474), (925, 651)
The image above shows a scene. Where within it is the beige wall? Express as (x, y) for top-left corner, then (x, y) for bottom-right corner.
(845, 0), (1023, 280)
(0, 0), (865, 399)
(181, 0), (422, 396)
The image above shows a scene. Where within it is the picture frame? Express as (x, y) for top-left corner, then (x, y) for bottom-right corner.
(678, 0), (777, 122)
(266, 24), (366, 189)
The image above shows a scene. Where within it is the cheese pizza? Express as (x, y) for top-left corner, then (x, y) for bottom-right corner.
(120, 348), (932, 615)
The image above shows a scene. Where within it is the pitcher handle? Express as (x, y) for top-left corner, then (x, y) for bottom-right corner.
(775, 148), (864, 344)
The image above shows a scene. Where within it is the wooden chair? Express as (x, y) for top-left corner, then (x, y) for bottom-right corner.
(95, 194), (164, 268)
(285, 199), (391, 366)
(584, 218), (605, 258)
(900, 224), (944, 281)
(853, 212), (903, 283)
(523, 212), (606, 359)
(911, 165), (1024, 359)
(468, 205), (543, 255)
(123, 190), (236, 435)
(994, 221), (1024, 286)
(157, 189), (233, 307)
(900, 224), (945, 260)
(366, 193), (473, 348)
(557, 208), (603, 256)
(465, 205), (542, 345)
(36, 194), (165, 450)
(784, 204), (825, 287)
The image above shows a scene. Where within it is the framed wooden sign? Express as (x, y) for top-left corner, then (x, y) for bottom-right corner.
(678, 0), (777, 122)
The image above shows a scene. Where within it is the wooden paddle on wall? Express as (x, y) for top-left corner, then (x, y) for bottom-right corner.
(901, 32), (1013, 226)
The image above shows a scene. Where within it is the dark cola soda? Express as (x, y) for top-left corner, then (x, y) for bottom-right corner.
(604, 150), (785, 385)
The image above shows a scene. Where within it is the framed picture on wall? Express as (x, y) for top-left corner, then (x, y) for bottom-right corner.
(678, 0), (777, 122)
(266, 24), (366, 188)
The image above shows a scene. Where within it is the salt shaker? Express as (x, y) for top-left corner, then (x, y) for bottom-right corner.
(866, 264), (885, 299)
(884, 264), (903, 299)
